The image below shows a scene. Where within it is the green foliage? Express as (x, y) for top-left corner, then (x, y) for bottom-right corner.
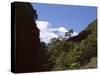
(81, 57), (97, 69)
(45, 19), (97, 70)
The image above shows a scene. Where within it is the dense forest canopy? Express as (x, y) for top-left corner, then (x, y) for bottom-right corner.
(40, 19), (97, 70)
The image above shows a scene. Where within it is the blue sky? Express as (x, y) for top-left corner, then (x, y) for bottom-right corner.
(32, 3), (97, 33)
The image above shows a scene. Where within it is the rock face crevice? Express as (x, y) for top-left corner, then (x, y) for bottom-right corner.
(11, 2), (43, 73)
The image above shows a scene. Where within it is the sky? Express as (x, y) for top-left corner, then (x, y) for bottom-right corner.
(31, 3), (97, 43)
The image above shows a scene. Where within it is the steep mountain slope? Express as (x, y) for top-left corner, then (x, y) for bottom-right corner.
(12, 2), (48, 73)
(66, 19), (97, 69)
(48, 19), (97, 70)
(68, 19), (97, 43)
(79, 19), (97, 68)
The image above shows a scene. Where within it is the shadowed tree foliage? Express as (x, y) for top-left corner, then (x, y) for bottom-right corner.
(65, 29), (73, 38)
(39, 42), (50, 71)
(11, 2), (50, 73)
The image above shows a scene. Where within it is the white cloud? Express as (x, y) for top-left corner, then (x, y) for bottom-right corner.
(36, 20), (78, 43)
(58, 27), (68, 32)
(72, 32), (78, 37)
(36, 21), (51, 30)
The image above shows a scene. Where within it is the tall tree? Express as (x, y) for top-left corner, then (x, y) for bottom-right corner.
(65, 29), (73, 38)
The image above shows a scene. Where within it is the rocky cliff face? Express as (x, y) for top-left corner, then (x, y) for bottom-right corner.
(12, 2), (43, 73)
